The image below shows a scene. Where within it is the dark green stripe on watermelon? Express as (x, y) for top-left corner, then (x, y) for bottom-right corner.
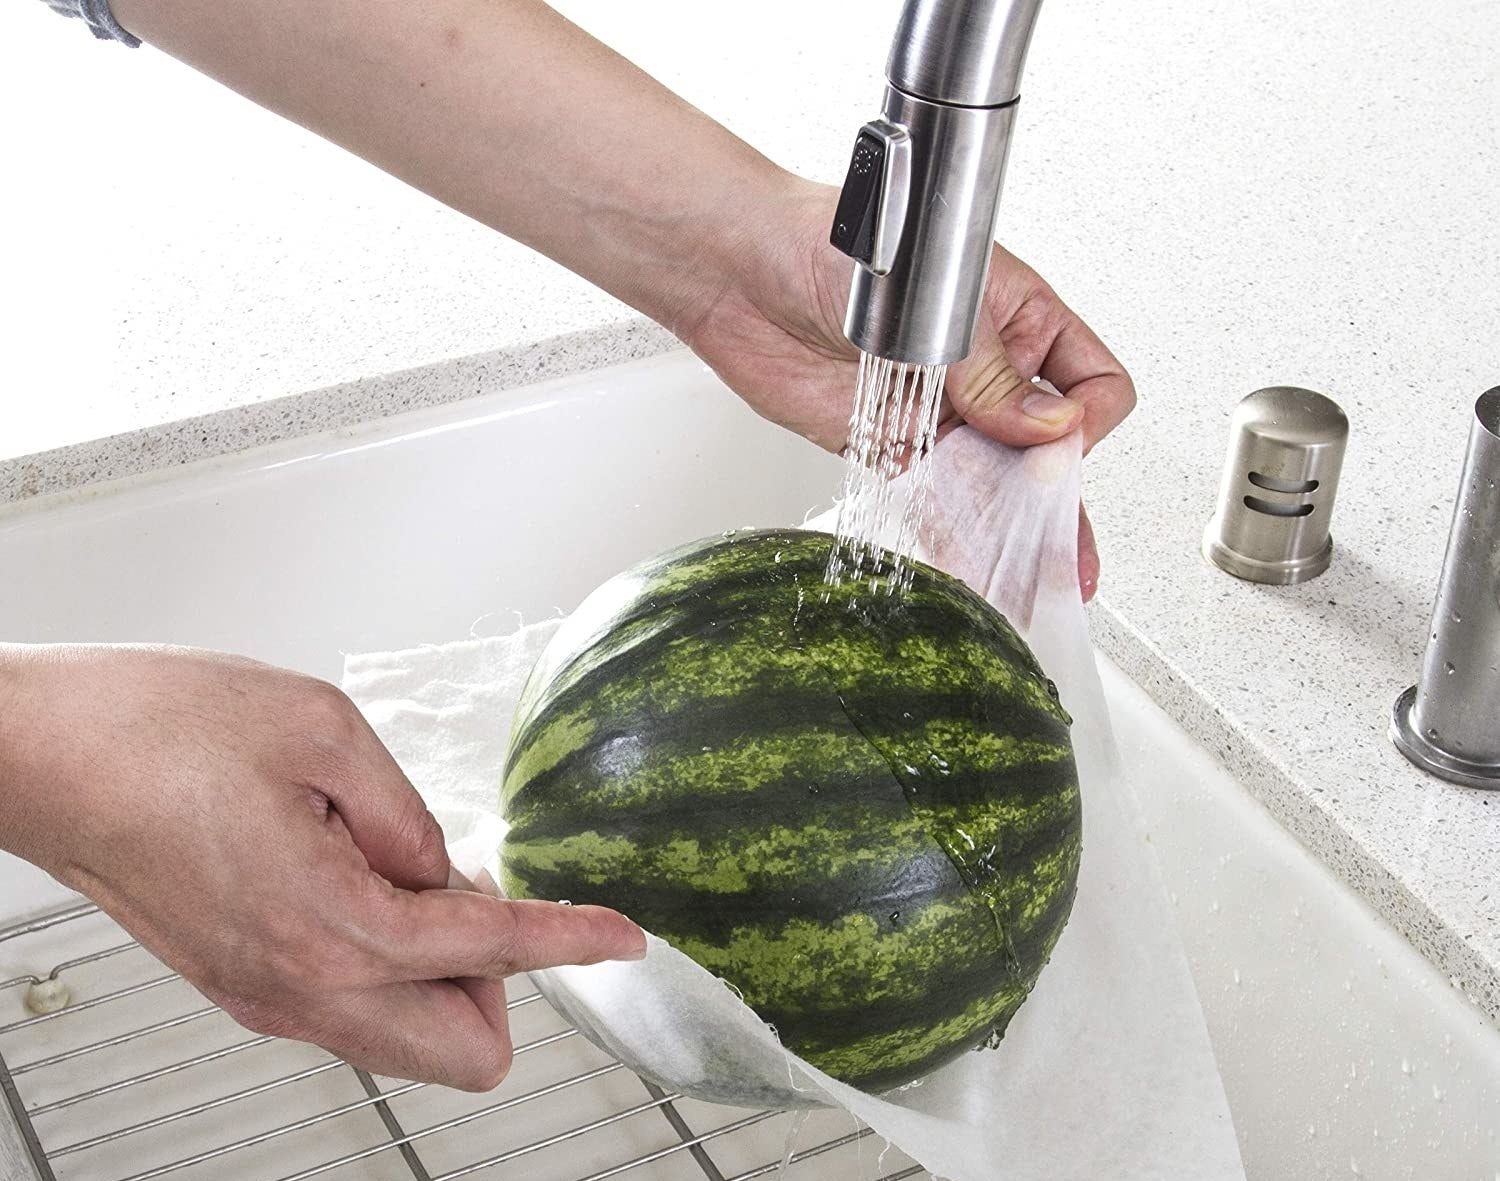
(500, 528), (1081, 1093)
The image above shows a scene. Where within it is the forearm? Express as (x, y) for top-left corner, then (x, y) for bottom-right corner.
(0, 645), (71, 873)
(109, 0), (793, 336)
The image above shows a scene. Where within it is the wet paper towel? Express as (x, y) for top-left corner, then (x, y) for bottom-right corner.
(343, 426), (1246, 1180)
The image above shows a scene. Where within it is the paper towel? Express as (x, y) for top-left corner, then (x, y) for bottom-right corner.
(343, 426), (1246, 1180)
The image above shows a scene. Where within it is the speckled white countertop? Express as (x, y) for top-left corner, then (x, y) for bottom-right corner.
(6, 0), (1500, 1028)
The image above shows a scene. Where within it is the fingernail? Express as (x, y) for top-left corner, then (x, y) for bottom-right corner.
(616, 923), (649, 961)
(1021, 392), (1081, 427)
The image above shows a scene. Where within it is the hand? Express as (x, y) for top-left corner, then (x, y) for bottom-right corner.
(684, 179), (1136, 601)
(0, 644), (645, 1091)
(96, 0), (1129, 594)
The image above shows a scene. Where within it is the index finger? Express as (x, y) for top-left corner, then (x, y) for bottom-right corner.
(387, 891), (648, 980)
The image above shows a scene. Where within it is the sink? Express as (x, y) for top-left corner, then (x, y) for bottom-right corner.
(1106, 658), (1500, 1178)
(2, 351), (1497, 1179)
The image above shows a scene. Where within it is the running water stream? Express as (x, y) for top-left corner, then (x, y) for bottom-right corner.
(825, 352), (949, 593)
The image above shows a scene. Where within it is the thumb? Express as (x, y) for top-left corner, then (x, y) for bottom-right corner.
(393, 893), (648, 980)
(947, 352), (1084, 447)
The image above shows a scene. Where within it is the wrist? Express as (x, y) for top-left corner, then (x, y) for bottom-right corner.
(0, 645), (117, 884)
(606, 157), (811, 343)
(676, 174), (842, 355)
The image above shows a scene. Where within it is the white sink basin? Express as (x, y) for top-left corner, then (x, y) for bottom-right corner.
(2, 351), (1497, 1179)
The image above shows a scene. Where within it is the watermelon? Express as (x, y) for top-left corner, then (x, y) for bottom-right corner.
(500, 528), (1080, 1093)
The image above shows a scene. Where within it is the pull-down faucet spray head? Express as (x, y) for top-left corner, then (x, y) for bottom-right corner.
(831, 0), (1046, 366)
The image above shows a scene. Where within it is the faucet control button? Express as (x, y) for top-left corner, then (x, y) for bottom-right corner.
(831, 129), (888, 266)
(830, 121), (911, 276)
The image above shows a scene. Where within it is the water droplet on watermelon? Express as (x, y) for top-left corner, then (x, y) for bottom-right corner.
(889, 910), (901, 925)
(807, 783), (820, 794)
(558, 899), (572, 906)
(928, 753), (951, 773)
(1044, 678), (1060, 701)
(1002, 927), (1021, 974)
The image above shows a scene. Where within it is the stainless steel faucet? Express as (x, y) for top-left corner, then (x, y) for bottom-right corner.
(830, 0), (1046, 366)
(1391, 388), (1500, 789)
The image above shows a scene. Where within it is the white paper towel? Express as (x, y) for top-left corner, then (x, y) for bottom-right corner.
(343, 426), (1246, 1180)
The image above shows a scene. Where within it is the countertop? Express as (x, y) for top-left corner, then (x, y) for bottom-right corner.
(7, 0), (1500, 1028)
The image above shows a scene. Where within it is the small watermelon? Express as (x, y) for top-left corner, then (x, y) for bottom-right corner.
(500, 528), (1080, 1093)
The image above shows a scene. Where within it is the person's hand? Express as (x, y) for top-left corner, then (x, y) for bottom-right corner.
(0, 644), (645, 1091)
(94, 1), (1128, 590)
(684, 178), (1136, 600)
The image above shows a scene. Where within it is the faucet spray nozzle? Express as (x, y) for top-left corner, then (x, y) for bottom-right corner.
(831, 0), (1045, 366)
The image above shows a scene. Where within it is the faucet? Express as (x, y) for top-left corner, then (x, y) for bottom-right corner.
(830, 0), (1046, 366)
(1391, 387), (1500, 789)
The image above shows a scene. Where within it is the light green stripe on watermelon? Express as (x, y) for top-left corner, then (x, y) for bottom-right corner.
(670, 903), (1001, 1012)
(502, 704), (598, 805)
(505, 793), (1076, 899)
(509, 532), (816, 734)
(802, 980), (1033, 1085)
(508, 624), (1067, 797)
(503, 812), (933, 892)
(1012, 840), (1082, 928)
(506, 723), (1072, 823)
(555, 624), (1065, 723)
(508, 727), (862, 819)
(906, 721), (1072, 771)
(626, 532), (813, 598)
(797, 629), (1065, 719)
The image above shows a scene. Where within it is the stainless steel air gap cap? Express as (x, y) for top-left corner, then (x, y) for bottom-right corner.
(1203, 387), (1350, 585)
(1391, 387), (1500, 790)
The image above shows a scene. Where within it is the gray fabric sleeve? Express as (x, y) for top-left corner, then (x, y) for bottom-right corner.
(42, 0), (141, 48)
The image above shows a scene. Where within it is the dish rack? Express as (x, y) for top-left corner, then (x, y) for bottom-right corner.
(0, 903), (926, 1181)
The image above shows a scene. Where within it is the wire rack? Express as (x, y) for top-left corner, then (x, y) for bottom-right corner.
(0, 902), (926, 1181)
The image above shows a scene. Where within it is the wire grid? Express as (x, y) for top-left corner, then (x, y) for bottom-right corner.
(0, 903), (927, 1181)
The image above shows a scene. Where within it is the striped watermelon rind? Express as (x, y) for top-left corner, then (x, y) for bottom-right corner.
(501, 528), (1080, 1092)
